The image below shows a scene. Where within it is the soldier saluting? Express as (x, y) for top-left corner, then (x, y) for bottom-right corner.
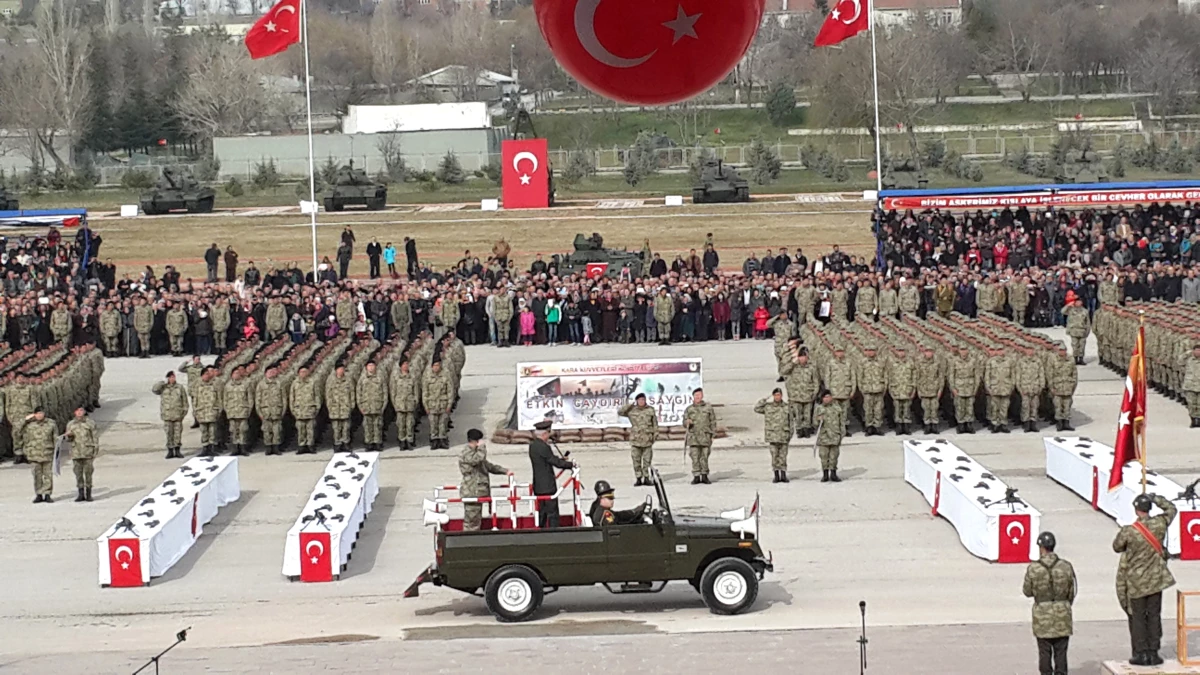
(617, 393), (658, 486)
(1022, 531), (1076, 675)
(459, 428), (511, 532)
(1115, 493), (1177, 667)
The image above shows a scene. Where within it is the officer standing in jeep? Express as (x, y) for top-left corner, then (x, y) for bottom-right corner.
(588, 480), (646, 526)
(459, 428), (512, 531)
(1022, 531), (1076, 675)
(529, 419), (574, 529)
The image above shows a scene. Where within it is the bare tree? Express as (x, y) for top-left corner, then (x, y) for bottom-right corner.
(31, 0), (91, 170)
(293, 11), (375, 118)
(370, 1), (410, 103)
(1128, 39), (1196, 117)
(173, 37), (276, 138)
(982, 0), (1054, 101)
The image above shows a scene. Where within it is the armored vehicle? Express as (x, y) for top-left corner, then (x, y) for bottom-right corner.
(552, 232), (644, 279)
(1055, 149), (1108, 184)
(881, 159), (928, 190)
(139, 168), (215, 215)
(406, 469), (772, 623)
(692, 159), (750, 204)
(320, 161), (387, 211)
(0, 186), (17, 211)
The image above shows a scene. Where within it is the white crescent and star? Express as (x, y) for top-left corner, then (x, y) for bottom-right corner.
(115, 545), (134, 570)
(1188, 518), (1200, 542)
(1006, 521), (1025, 544)
(306, 539), (325, 565)
(837, 0), (862, 25)
(264, 2), (295, 33)
(573, 0), (700, 69)
(513, 151), (539, 186)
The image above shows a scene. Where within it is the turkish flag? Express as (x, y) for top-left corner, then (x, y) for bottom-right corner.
(501, 139), (549, 210)
(814, 0), (870, 47)
(586, 262), (609, 280)
(244, 0), (301, 60)
(300, 531), (333, 582)
(108, 538), (143, 587)
(998, 514), (1032, 563)
(1180, 512), (1200, 560)
(61, 216), (80, 228)
(1110, 325), (1146, 491)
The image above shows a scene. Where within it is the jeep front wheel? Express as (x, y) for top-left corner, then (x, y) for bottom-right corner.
(484, 565), (544, 623)
(699, 557), (758, 615)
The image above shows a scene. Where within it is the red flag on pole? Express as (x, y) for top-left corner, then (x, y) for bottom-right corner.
(1110, 324), (1146, 491)
(814, 0), (870, 47)
(244, 0), (301, 60)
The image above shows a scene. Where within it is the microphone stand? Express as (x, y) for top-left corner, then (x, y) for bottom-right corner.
(858, 601), (868, 675)
(131, 627), (190, 675)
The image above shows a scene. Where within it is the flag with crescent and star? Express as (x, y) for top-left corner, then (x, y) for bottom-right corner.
(1110, 324), (1146, 491)
(245, 0), (302, 60)
(300, 531), (333, 582)
(108, 538), (143, 587)
(501, 139), (550, 209)
(813, 0), (870, 47)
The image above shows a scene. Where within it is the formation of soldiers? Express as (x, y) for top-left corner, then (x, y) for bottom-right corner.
(1096, 301), (1200, 426)
(0, 343), (104, 465)
(151, 329), (467, 457)
(779, 312), (1078, 436)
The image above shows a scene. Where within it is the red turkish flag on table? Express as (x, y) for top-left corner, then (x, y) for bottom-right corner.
(501, 139), (549, 210)
(998, 514), (1032, 563)
(300, 531), (333, 582)
(1179, 512), (1200, 561)
(108, 538), (143, 587)
(245, 0), (301, 60)
(814, 0), (870, 47)
(1110, 325), (1146, 491)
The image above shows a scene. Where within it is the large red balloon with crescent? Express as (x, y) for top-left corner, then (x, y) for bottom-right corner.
(534, 0), (767, 105)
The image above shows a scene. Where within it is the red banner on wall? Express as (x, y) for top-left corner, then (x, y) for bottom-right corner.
(883, 187), (1200, 211)
(501, 139), (549, 210)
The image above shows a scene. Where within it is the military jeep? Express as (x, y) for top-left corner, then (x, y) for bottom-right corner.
(405, 468), (772, 622)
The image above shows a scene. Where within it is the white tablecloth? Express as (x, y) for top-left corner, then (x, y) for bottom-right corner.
(97, 457), (240, 586)
(282, 452), (381, 581)
(904, 439), (1041, 563)
(1044, 436), (1200, 557)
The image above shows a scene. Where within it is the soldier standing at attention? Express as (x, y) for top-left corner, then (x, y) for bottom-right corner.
(683, 388), (717, 485)
(915, 345), (943, 434)
(422, 360), (452, 450)
(887, 346), (916, 435)
(65, 407), (99, 502)
(493, 289), (513, 348)
(222, 366), (253, 456)
(1016, 345), (1046, 433)
(1115, 493), (1177, 667)
(180, 355), (204, 430)
(24, 408), (58, 503)
(326, 365), (355, 452)
(1064, 296), (1091, 365)
(824, 348), (856, 436)
(529, 419), (573, 528)
(356, 361), (387, 452)
(8, 373), (39, 464)
(1184, 343), (1200, 428)
(618, 393), (658, 486)
(857, 346), (888, 436)
(754, 388), (791, 483)
(193, 367), (223, 457)
(99, 302), (122, 356)
(134, 297), (154, 358)
(166, 302), (188, 357)
(459, 428), (512, 531)
(152, 371), (188, 459)
(1022, 531), (1076, 675)
(654, 288), (675, 345)
(388, 360), (417, 451)
(290, 366), (319, 455)
(780, 348), (819, 438)
(984, 346), (1014, 433)
(1048, 345), (1078, 432)
(255, 366), (287, 456)
(950, 345), (978, 434)
(814, 392), (845, 483)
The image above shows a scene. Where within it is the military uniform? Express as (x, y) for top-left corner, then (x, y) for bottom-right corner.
(984, 351), (1014, 432)
(388, 368), (417, 450)
(6, 381), (38, 460)
(1064, 305), (1090, 364)
(1114, 495), (1177, 665)
(780, 356), (820, 437)
(950, 350), (979, 431)
(24, 416), (58, 500)
(254, 375), (287, 454)
(654, 294), (675, 344)
(857, 352), (888, 435)
(421, 367), (452, 449)
(1015, 351), (1046, 431)
(459, 441), (508, 531)
(1048, 351), (1078, 431)
(289, 374), (320, 454)
(493, 295), (513, 347)
(50, 307), (72, 346)
(66, 415), (99, 501)
(223, 377), (254, 454)
(618, 401), (658, 484)
(683, 399), (717, 483)
(99, 309), (122, 355)
(356, 370), (388, 450)
(211, 301), (231, 354)
(1023, 552), (1077, 675)
(133, 303), (154, 357)
(814, 400), (845, 481)
(152, 379), (189, 457)
(1184, 350), (1200, 425)
(915, 350), (943, 433)
(754, 396), (791, 481)
(166, 307), (188, 355)
(824, 355), (856, 435)
(887, 351), (916, 433)
(326, 371), (356, 451)
(898, 284), (920, 316)
(266, 301), (287, 340)
(193, 377), (223, 455)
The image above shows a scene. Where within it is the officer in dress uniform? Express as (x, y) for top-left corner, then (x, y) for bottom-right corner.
(588, 480), (646, 526)
(1115, 493), (1177, 666)
(529, 419), (573, 529)
(1023, 531), (1076, 675)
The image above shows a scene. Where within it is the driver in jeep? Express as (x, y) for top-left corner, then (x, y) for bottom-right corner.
(589, 480), (647, 526)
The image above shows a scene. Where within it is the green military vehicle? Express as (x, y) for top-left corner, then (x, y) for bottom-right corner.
(139, 168), (215, 215)
(405, 469), (772, 623)
(1054, 148), (1108, 184)
(0, 185), (17, 211)
(552, 232), (645, 279)
(692, 159), (750, 204)
(881, 159), (928, 190)
(320, 161), (387, 212)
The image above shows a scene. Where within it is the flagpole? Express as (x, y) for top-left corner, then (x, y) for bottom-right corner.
(301, 0), (318, 279)
(867, 0), (883, 195)
(1139, 311), (1147, 494)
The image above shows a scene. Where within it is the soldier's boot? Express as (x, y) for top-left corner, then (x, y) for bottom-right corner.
(1193, 418), (1200, 429)
(829, 471), (841, 483)
(771, 471), (780, 484)
(997, 424), (1010, 433)
(701, 474), (711, 484)
(821, 470), (830, 483)
(691, 476), (701, 485)
(75, 488), (85, 502)
(85, 488), (93, 502)
(1062, 420), (1075, 431)
(14, 455), (28, 464)
(780, 471), (789, 484)
(900, 423), (909, 435)
(1147, 652), (1164, 666)
(43, 495), (53, 503)
(1129, 653), (1149, 667)
(33, 494), (43, 504)
(93, 401), (101, 409)
(1025, 421), (1036, 433)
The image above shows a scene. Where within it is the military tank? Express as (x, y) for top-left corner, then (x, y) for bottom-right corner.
(881, 159), (928, 190)
(0, 186), (18, 211)
(1055, 149), (1108, 184)
(320, 161), (387, 211)
(139, 168), (215, 215)
(692, 159), (750, 204)
(552, 233), (645, 279)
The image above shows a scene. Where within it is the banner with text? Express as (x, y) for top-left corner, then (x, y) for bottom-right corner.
(883, 187), (1200, 211)
(516, 358), (703, 430)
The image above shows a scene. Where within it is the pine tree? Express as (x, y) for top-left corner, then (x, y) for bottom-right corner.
(81, 37), (115, 153)
(436, 151), (465, 184)
(765, 83), (797, 127)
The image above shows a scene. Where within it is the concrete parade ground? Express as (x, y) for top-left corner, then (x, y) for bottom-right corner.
(3, 330), (1199, 674)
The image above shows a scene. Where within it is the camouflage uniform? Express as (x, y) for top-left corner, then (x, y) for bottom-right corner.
(855, 284), (877, 320)
(211, 301), (231, 353)
(99, 309), (122, 355)
(326, 371), (356, 450)
(6, 381), (38, 460)
(459, 441), (508, 531)
(683, 400), (717, 481)
(356, 370), (388, 449)
(950, 350), (979, 429)
(1064, 305), (1090, 363)
(878, 287), (898, 318)
(421, 367), (452, 448)
(133, 303), (154, 357)
(166, 307), (188, 355)
(266, 301), (287, 339)
(152, 379), (189, 454)
(289, 374), (320, 453)
(1184, 350), (1200, 424)
(898, 283), (920, 316)
(179, 360), (203, 427)
(984, 351), (1014, 431)
(254, 375), (287, 453)
(814, 400), (845, 478)
(754, 397), (791, 476)
(223, 377), (254, 452)
(387, 368), (416, 448)
(618, 401), (658, 482)
(50, 307), (72, 346)
(23, 416), (58, 499)
(1114, 494), (1177, 660)
(1048, 351), (1078, 430)
(654, 294), (675, 343)
(1023, 551), (1077, 674)
(66, 415), (99, 497)
(493, 295), (513, 346)
(391, 299), (412, 342)
(856, 352), (888, 433)
(193, 377), (223, 454)
(1015, 352), (1045, 429)
(915, 350), (944, 431)
(824, 355), (856, 435)
(780, 357), (820, 437)
(887, 352), (916, 430)
(437, 299), (459, 341)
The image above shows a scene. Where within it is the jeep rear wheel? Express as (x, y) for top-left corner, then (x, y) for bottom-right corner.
(699, 557), (758, 615)
(484, 565), (544, 623)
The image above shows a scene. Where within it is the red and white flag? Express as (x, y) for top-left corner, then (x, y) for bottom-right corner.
(300, 531), (333, 582)
(814, 0), (870, 47)
(1110, 324), (1146, 491)
(501, 139), (549, 210)
(108, 538), (143, 587)
(244, 0), (301, 60)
